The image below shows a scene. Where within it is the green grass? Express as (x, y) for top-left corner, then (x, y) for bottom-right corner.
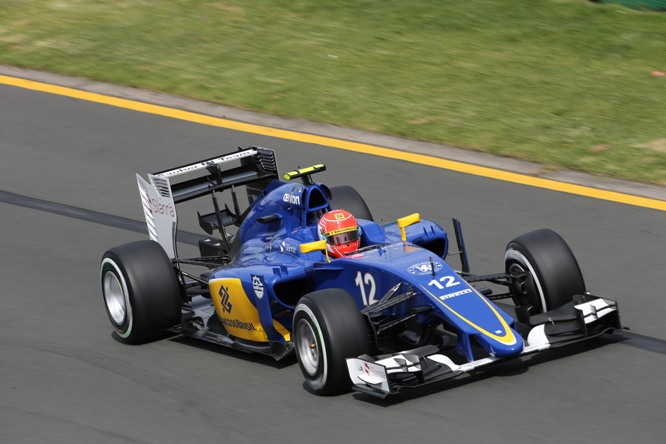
(1, 0), (665, 185)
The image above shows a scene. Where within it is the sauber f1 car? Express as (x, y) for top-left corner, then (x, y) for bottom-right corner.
(100, 146), (622, 397)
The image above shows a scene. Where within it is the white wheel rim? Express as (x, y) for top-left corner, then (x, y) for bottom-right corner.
(100, 258), (133, 338)
(296, 319), (319, 376)
(104, 271), (126, 325)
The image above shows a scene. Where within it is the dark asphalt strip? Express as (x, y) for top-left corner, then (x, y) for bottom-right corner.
(3, 189), (665, 356)
(0, 189), (201, 245)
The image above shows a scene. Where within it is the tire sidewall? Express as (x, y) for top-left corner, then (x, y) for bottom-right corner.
(293, 289), (370, 395)
(100, 240), (182, 344)
(505, 229), (586, 313)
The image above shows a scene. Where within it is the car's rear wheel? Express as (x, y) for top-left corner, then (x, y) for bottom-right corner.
(328, 185), (373, 221)
(505, 229), (586, 314)
(101, 240), (182, 344)
(293, 289), (371, 395)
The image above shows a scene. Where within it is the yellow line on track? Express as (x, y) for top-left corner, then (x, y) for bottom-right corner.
(2, 74), (664, 211)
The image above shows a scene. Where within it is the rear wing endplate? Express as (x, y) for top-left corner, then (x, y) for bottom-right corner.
(136, 146), (279, 258)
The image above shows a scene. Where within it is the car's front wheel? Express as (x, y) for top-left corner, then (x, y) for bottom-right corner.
(293, 289), (371, 395)
(100, 240), (182, 344)
(505, 229), (586, 314)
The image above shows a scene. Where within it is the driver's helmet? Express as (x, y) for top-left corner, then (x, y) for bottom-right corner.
(318, 209), (360, 258)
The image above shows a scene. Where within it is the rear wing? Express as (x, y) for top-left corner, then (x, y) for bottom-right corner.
(136, 146), (279, 258)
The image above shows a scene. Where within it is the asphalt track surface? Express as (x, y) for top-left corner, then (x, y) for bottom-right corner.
(1, 79), (665, 444)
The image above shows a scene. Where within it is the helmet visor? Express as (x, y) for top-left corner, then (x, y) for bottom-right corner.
(327, 230), (359, 246)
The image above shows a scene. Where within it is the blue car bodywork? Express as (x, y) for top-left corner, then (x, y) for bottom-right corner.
(106, 146), (621, 397)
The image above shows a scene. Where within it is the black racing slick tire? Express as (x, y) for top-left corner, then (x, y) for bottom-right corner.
(100, 240), (182, 344)
(328, 185), (373, 221)
(293, 289), (371, 395)
(505, 229), (586, 313)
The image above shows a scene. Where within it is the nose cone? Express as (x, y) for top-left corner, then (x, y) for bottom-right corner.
(481, 329), (524, 358)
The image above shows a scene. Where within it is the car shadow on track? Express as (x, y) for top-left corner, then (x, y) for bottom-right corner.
(110, 331), (297, 369)
(166, 334), (298, 369)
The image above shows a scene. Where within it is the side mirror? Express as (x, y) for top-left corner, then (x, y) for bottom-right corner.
(300, 239), (330, 263)
(397, 213), (420, 242)
(300, 239), (327, 254)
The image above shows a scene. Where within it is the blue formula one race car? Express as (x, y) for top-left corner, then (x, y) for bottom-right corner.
(100, 146), (622, 397)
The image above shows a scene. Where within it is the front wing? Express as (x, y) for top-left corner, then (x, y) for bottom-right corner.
(347, 294), (622, 398)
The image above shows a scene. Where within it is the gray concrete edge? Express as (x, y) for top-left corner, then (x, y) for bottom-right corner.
(2, 65), (664, 202)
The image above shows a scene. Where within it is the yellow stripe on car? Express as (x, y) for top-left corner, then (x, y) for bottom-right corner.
(424, 286), (518, 346)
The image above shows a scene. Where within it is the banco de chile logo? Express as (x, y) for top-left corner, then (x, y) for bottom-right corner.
(219, 285), (233, 313)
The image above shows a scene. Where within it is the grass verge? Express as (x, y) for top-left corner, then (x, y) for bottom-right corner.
(0, 0), (664, 184)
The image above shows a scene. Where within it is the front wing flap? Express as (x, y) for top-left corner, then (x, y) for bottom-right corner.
(346, 347), (505, 399)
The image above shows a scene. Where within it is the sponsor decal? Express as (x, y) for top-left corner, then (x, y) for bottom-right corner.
(252, 274), (265, 300)
(220, 318), (257, 332)
(363, 362), (387, 380)
(141, 190), (175, 218)
(158, 150), (256, 178)
(282, 192), (301, 206)
(219, 285), (233, 313)
(438, 288), (472, 301)
(148, 197), (175, 218)
(279, 241), (297, 255)
(408, 261), (443, 275)
(325, 226), (357, 236)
